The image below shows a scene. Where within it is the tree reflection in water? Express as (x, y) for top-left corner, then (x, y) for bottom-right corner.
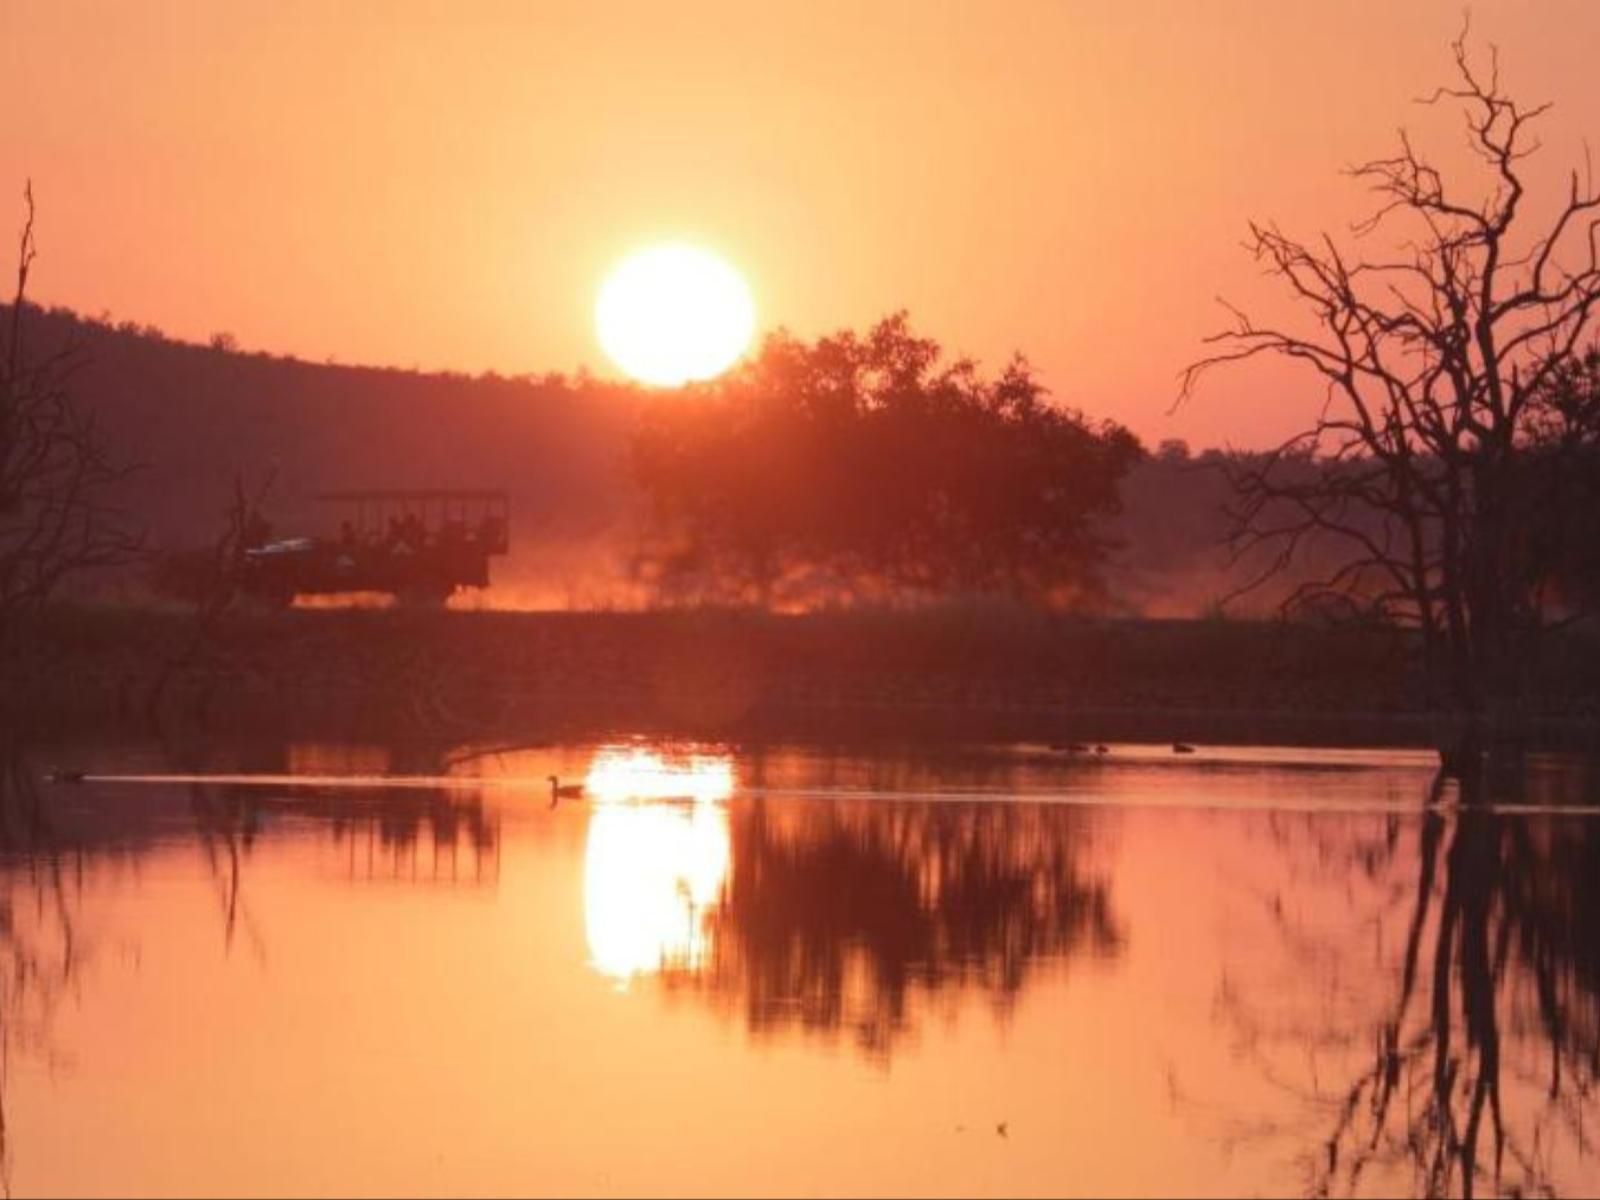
(1213, 756), (1600, 1199)
(0, 742), (86, 1199)
(660, 796), (1122, 1058)
(0, 740), (165, 1196)
(0, 737), (501, 1193)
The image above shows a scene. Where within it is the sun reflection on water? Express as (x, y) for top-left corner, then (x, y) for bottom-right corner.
(582, 746), (735, 805)
(581, 747), (734, 984)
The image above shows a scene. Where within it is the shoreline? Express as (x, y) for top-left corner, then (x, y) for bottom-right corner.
(10, 604), (1600, 751)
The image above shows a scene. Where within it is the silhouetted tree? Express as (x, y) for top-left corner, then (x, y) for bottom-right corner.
(1522, 347), (1600, 615)
(0, 184), (139, 647)
(146, 469), (276, 723)
(1182, 31), (1600, 712)
(1157, 438), (1192, 463)
(632, 314), (1142, 608)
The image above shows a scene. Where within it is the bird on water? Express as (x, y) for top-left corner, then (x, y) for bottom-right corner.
(1172, 742), (1196, 754)
(547, 775), (584, 808)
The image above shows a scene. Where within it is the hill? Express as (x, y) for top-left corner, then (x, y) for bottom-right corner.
(6, 302), (1265, 614)
(7, 303), (653, 605)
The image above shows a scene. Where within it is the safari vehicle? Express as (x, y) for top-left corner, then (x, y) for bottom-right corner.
(240, 489), (510, 607)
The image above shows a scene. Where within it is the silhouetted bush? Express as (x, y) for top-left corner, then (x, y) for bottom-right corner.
(631, 314), (1143, 608)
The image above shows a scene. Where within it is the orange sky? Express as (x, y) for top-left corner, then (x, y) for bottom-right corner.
(4, 0), (1599, 447)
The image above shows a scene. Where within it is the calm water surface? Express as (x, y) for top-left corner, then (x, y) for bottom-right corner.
(2, 738), (1597, 1197)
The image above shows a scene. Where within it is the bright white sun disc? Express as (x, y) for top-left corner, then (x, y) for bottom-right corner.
(596, 244), (755, 387)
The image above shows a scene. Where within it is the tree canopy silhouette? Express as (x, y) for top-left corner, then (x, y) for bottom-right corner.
(631, 314), (1142, 608)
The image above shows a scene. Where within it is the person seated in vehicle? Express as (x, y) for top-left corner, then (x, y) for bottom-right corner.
(401, 511), (427, 550)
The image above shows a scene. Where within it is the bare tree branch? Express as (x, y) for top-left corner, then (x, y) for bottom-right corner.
(1179, 36), (1600, 712)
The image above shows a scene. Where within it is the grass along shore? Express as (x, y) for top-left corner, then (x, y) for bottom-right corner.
(8, 603), (1600, 748)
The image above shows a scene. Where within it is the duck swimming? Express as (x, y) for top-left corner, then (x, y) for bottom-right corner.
(547, 775), (585, 808)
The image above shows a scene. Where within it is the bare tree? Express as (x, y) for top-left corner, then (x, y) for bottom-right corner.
(145, 468), (275, 722)
(0, 183), (139, 648)
(1182, 30), (1600, 714)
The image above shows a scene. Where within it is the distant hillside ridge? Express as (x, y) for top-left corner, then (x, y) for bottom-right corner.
(3, 302), (651, 599)
(3, 301), (1274, 614)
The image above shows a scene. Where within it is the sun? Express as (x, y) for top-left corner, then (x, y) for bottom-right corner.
(595, 243), (756, 387)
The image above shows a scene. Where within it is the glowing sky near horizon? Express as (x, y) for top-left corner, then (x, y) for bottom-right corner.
(4, 0), (1600, 446)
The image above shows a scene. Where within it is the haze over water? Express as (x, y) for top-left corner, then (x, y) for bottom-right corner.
(3, 739), (1596, 1197)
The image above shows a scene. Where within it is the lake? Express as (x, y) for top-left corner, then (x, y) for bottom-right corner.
(1, 736), (1596, 1197)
